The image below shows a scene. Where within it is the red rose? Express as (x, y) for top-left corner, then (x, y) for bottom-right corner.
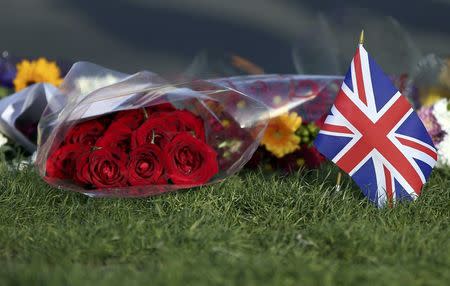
(159, 111), (206, 141)
(132, 110), (206, 148)
(146, 103), (176, 113)
(96, 122), (132, 152)
(302, 145), (325, 168)
(74, 151), (92, 185)
(46, 143), (90, 180)
(128, 144), (165, 186)
(132, 117), (175, 148)
(96, 114), (114, 126)
(88, 147), (129, 188)
(114, 108), (147, 130)
(65, 119), (105, 146)
(315, 114), (327, 129)
(163, 132), (218, 185)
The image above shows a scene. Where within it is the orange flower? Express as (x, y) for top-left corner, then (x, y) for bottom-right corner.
(261, 112), (302, 158)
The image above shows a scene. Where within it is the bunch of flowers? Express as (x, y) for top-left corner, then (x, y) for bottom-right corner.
(419, 98), (450, 167)
(247, 111), (325, 172)
(413, 55), (450, 167)
(0, 54), (64, 94)
(406, 54), (450, 108)
(0, 54), (65, 151)
(45, 103), (220, 189)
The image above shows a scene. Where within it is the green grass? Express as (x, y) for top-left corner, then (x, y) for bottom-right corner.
(0, 163), (449, 286)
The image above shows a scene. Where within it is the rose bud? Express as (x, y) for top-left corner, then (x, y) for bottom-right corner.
(65, 119), (105, 146)
(46, 143), (91, 180)
(128, 144), (164, 186)
(164, 132), (218, 185)
(88, 147), (129, 188)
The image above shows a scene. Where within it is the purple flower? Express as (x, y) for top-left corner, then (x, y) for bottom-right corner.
(0, 56), (16, 88)
(417, 106), (445, 144)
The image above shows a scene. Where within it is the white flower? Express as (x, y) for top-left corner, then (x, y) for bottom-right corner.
(13, 153), (36, 171)
(432, 98), (450, 132)
(16, 160), (30, 171)
(436, 134), (450, 167)
(0, 132), (8, 147)
(74, 74), (121, 96)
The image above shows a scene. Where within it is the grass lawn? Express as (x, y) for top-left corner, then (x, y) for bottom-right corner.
(0, 163), (449, 286)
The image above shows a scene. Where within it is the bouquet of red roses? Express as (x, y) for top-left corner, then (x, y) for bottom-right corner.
(36, 62), (268, 197)
(46, 105), (220, 187)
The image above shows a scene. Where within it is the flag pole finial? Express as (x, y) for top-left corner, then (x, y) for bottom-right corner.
(359, 29), (365, 45)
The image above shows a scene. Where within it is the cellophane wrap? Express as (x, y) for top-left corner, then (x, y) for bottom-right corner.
(211, 74), (343, 122)
(35, 62), (345, 197)
(36, 62), (271, 197)
(0, 83), (61, 152)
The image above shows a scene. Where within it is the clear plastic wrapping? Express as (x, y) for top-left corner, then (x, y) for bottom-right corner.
(0, 83), (61, 152)
(211, 74), (343, 122)
(36, 62), (269, 197)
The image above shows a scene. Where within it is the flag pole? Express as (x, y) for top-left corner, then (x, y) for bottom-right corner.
(335, 172), (342, 192)
(359, 29), (365, 45)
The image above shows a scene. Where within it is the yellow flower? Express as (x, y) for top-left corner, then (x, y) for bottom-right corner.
(272, 95), (282, 105)
(421, 87), (450, 106)
(296, 158), (305, 167)
(221, 119), (231, 128)
(422, 93), (442, 107)
(13, 58), (63, 92)
(236, 100), (247, 109)
(261, 112), (302, 158)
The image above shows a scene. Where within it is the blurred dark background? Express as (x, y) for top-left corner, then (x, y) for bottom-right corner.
(1, 0), (450, 76)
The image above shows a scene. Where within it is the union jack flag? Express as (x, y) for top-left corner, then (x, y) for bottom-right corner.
(314, 44), (437, 207)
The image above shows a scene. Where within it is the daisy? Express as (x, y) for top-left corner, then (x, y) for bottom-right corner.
(432, 98), (450, 133)
(261, 112), (302, 158)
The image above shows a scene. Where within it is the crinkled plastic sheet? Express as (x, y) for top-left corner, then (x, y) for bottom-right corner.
(211, 74), (343, 122)
(36, 62), (270, 197)
(0, 83), (62, 152)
